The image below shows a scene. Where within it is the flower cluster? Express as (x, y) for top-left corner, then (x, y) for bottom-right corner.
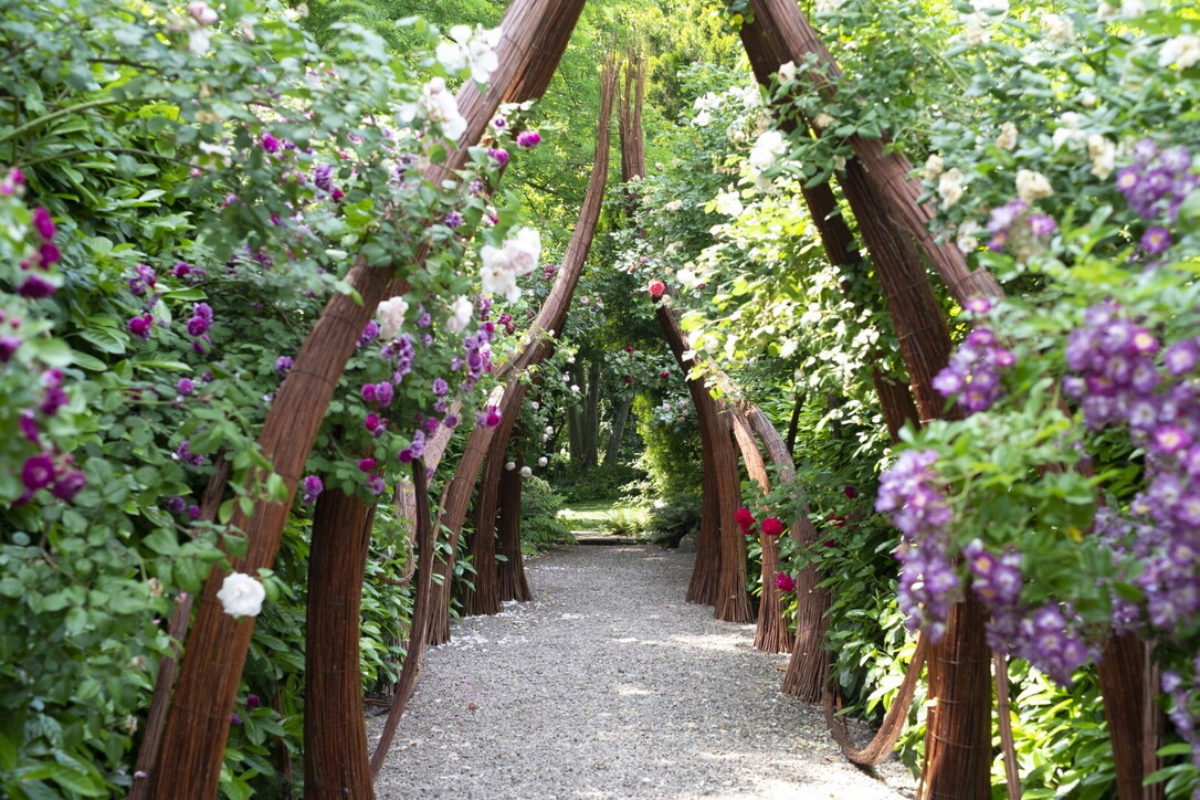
(1114, 140), (1194, 257)
(876, 449), (958, 640)
(932, 325), (1016, 413)
(735, 506), (756, 536)
(962, 539), (1095, 684)
(981, 198), (1057, 258)
(479, 226), (541, 302)
(435, 24), (501, 84)
(17, 205), (61, 299)
(1064, 301), (1200, 642)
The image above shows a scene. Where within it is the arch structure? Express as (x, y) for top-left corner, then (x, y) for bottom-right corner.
(139, 2), (1158, 799)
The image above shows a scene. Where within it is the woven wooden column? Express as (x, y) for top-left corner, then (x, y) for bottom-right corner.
(144, 3), (570, 795)
(656, 301), (751, 623)
(304, 488), (376, 799)
(730, 410), (792, 654)
(428, 58), (615, 644)
(497, 454), (532, 602)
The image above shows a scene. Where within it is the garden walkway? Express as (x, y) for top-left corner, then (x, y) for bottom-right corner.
(370, 545), (914, 799)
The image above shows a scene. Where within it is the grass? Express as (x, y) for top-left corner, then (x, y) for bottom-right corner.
(556, 499), (653, 539)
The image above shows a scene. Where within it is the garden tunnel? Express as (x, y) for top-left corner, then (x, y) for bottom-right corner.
(3, 0), (1196, 798)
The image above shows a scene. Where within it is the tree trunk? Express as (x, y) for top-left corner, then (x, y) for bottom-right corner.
(566, 383), (585, 471)
(145, 4), (582, 793)
(304, 488), (376, 800)
(657, 301), (750, 622)
(1097, 634), (1164, 800)
(730, 410), (793, 654)
(604, 395), (633, 466)
(496, 456), (531, 602)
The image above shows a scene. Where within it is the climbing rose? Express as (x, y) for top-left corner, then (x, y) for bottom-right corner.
(128, 314), (154, 340)
(761, 517), (786, 536)
(748, 129), (787, 170)
(31, 206), (55, 239)
(52, 470), (86, 501)
(301, 475), (323, 505)
(520, 465), (533, 477)
(445, 295), (474, 334)
(648, 279), (666, 298)
(217, 572), (265, 618)
(176, 378), (196, 397)
(22, 454), (55, 492)
(734, 507), (755, 530)
(275, 356), (294, 376)
(376, 296), (409, 340)
(358, 458), (377, 472)
(516, 130), (541, 148)
(774, 572), (796, 593)
(18, 275), (55, 298)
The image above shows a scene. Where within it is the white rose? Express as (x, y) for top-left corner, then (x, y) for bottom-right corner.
(445, 295), (474, 334)
(376, 296), (409, 340)
(1015, 169), (1053, 203)
(748, 129), (787, 170)
(187, 1), (218, 25)
(1042, 12), (1074, 43)
(1160, 35), (1200, 70)
(420, 78), (467, 142)
(519, 466), (532, 477)
(505, 461), (516, 471)
(812, 112), (835, 130)
(1120, 0), (1145, 18)
(956, 220), (982, 254)
(714, 190), (744, 217)
(544, 425), (554, 435)
(505, 227), (541, 276)
(922, 154), (945, 182)
(995, 122), (1018, 151)
(1087, 134), (1116, 180)
(778, 61), (797, 82)
(692, 110), (712, 127)
(937, 167), (966, 210)
(570, 384), (580, 393)
(537, 456), (548, 467)
(815, 0), (845, 13)
(217, 572), (265, 618)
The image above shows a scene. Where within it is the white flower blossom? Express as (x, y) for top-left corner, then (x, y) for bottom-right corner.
(1016, 169), (1054, 203)
(778, 61), (797, 82)
(748, 129), (787, 170)
(519, 466), (533, 477)
(570, 384), (580, 393)
(188, 29), (211, 55)
(537, 456), (548, 467)
(663, 199), (684, 212)
(714, 190), (744, 217)
(436, 25), (502, 84)
(938, 167), (967, 209)
(1042, 12), (1075, 44)
(956, 220), (982, 254)
(480, 262), (519, 303)
(1160, 35), (1200, 70)
(815, 0), (845, 13)
(419, 77), (467, 142)
(445, 295), (474, 334)
(217, 572), (265, 618)
(1052, 113), (1087, 151)
(922, 154), (945, 182)
(187, 1), (218, 25)
(1088, 134), (1116, 179)
(376, 296), (409, 340)
(995, 122), (1018, 151)
(812, 112), (835, 130)
(692, 110), (712, 127)
(504, 461), (516, 471)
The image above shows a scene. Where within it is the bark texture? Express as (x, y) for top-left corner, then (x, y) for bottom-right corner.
(304, 488), (376, 799)
(657, 301), (751, 623)
(730, 410), (792, 654)
(1097, 633), (1163, 800)
(496, 454), (532, 602)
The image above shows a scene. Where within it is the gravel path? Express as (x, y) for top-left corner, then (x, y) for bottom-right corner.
(371, 545), (915, 800)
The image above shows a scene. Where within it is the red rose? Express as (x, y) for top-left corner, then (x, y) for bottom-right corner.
(761, 517), (785, 536)
(734, 507), (755, 529)
(648, 279), (666, 298)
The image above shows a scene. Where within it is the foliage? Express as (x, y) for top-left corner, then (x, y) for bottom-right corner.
(519, 476), (574, 554)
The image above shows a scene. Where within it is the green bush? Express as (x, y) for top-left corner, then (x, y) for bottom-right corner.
(520, 476), (574, 554)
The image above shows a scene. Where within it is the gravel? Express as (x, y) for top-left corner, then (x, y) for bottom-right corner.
(370, 544), (916, 800)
